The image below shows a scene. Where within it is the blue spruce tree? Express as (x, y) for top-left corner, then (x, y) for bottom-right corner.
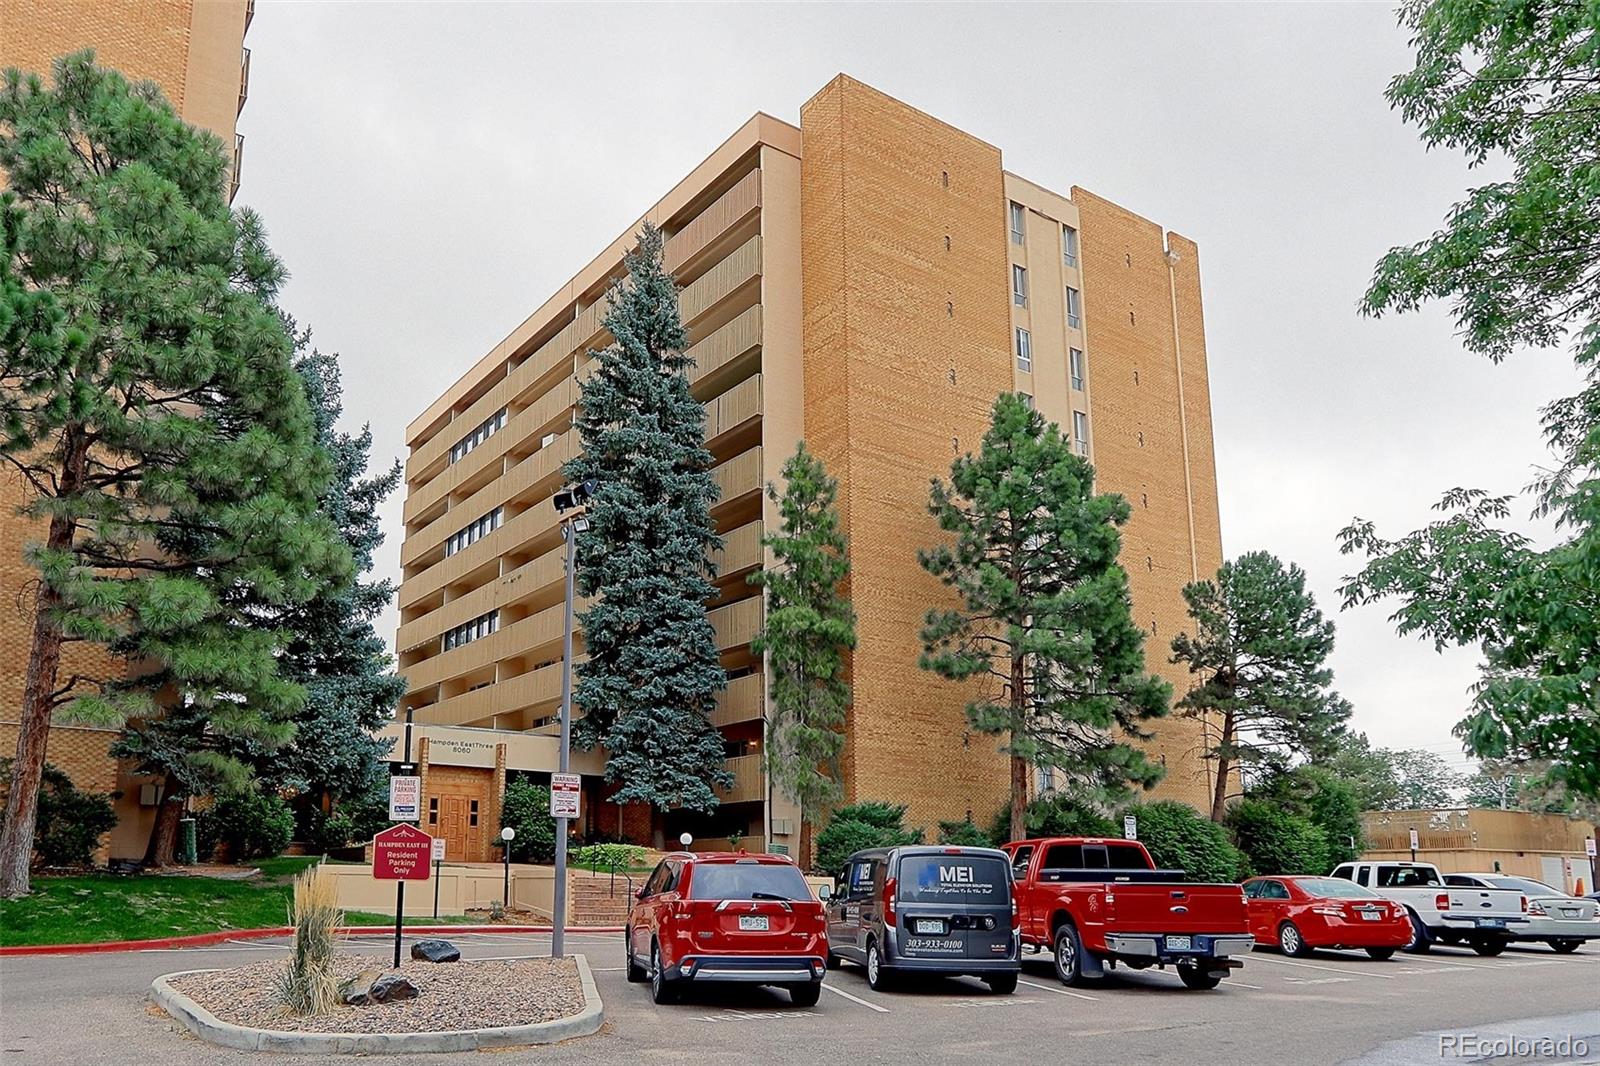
(566, 223), (731, 817)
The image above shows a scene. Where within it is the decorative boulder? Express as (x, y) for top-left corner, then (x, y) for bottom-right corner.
(340, 968), (383, 1006)
(411, 939), (461, 963)
(368, 974), (421, 1003)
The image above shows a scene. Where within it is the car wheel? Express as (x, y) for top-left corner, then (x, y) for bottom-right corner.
(1053, 922), (1086, 987)
(1403, 910), (1432, 954)
(625, 929), (646, 983)
(984, 972), (1019, 995)
(649, 940), (677, 1004)
(1471, 938), (1507, 957)
(787, 982), (822, 1007)
(1365, 947), (1396, 961)
(1177, 965), (1221, 990)
(1549, 939), (1582, 954)
(1278, 921), (1311, 958)
(865, 939), (893, 992)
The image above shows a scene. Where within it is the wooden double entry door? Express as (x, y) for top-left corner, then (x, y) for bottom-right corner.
(426, 776), (492, 861)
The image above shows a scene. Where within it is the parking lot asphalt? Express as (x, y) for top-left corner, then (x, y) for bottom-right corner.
(3, 931), (1598, 1065)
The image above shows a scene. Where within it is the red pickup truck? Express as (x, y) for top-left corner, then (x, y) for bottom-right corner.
(1002, 837), (1253, 990)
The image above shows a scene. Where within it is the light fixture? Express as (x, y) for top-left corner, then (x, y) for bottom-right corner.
(501, 826), (515, 841)
(679, 832), (693, 848)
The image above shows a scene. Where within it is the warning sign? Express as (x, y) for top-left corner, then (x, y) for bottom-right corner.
(550, 773), (581, 819)
(373, 823), (432, 881)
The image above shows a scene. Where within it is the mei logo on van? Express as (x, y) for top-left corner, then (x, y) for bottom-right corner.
(939, 866), (976, 884)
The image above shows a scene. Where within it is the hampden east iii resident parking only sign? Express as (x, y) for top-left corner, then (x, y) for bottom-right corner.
(372, 823), (432, 881)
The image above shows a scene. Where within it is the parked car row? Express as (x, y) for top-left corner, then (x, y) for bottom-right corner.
(624, 843), (1600, 1006)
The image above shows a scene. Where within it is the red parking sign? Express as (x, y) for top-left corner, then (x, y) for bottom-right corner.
(373, 823), (432, 881)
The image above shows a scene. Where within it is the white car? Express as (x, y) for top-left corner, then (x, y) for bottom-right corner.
(1329, 860), (1529, 955)
(1443, 873), (1599, 954)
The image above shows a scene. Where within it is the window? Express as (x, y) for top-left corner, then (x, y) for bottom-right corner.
(1010, 845), (1034, 880)
(1009, 201), (1026, 244)
(441, 609), (499, 652)
(1330, 864), (1355, 882)
(428, 797), (438, 826)
(1377, 865), (1441, 888)
(1242, 880), (1262, 899)
(1020, 393), (1034, 410)
(1072, 411), (1089, 456)
(688, 861), (810, 901)
(1065, 286), (1082, 329)
(1260, 880), (1291, 900)
(896, 854), (1009, 903)
(1069, 348), (1085, 391)
(1062, 225), (1079, 268)
(468, 800), (479, 827)
(1015, 328), (1032, 372)
(444, 506), (503, 557)
(1041, 843), (1084, 870)
(448, 407), (508, 465)
(1012, 264), (1028, 307)
(1038, 764), (1054, 792)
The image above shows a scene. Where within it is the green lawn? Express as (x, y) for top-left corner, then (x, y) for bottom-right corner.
(0, 866), (462, 947)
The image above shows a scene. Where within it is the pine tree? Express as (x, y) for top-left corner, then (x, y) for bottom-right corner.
(0, 53), (349, 890)
(920, 393), (1170, 843)
(565, 223), (730, 816)
(749, 443), (855, 823)
(1169, 551), (1353, 821)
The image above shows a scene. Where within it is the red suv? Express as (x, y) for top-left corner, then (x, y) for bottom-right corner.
(626, 851), (828, 1006)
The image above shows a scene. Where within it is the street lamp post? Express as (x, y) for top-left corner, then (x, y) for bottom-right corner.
(551, 480), (594, 959)
(500, 826), (515, 910)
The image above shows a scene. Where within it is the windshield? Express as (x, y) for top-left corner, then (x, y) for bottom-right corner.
(1376, 866), (1441, 888)
(1296, 878), (1379, 899)
(897, 854), (1010, 904)
(688, 861), (810, 901)
(1487, 876), (1556, 895)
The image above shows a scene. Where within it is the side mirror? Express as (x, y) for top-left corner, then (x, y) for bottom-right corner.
(816, 884), (832, 902)
(635, 887), (648, 901)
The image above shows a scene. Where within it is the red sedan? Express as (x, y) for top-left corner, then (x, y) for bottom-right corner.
(1243, 875), (1413, 959)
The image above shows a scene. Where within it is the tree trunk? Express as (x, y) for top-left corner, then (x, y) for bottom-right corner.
(143, 780), (182, 867)
(1210, 710), (1236, 823)
(0, 433), (85, 899)
(1009, 650), (1028, 843)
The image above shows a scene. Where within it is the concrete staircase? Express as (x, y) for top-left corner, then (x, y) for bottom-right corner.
(568, 870), (637, 926)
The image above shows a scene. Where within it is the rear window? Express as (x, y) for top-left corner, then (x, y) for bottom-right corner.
(688, 861), (810, 901)
(897, 854), (1010, 903)
(1296, 878), (1378, 899)
(1376, 866), (1441, 888)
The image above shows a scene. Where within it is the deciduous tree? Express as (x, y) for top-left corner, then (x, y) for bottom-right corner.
(920, 393), (1169, 843)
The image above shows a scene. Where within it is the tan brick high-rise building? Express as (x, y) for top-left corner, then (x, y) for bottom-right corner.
(0, 0), (254, 858)
(393, 76), (1225, 863)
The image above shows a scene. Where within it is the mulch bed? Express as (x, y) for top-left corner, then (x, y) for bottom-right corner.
(167, 954), (584, 1034)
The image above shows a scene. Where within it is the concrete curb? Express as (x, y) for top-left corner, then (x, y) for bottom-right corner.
(148, 953), (605, 1054)
(4, 925), (624, 957)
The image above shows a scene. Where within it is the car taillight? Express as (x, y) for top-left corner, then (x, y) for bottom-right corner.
(1521, 895), (1529, 913)
(1313, 904), (1343, 917)
(884, 876), (897, 926)
(1529, 900), (1546, 916)
(1011, 896), (1020, 931)
(1435, 893), (1451, 911)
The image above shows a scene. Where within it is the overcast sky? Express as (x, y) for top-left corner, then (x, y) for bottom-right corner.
(238, 2), (1580, 773)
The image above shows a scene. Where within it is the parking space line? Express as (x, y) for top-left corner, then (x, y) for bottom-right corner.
(820, 983), (890, 1013)
(1017, 978), (1098, 1001)
(1246, 956), (1394, 979)
(1228, 981), (1264, 989)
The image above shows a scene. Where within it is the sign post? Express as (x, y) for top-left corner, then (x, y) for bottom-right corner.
(431, 835), (446, 919)
(373, 823), (432, 968)
(1123, 815), (1138, 842)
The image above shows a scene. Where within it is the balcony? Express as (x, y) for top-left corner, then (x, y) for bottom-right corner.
(717, 754), (765, 804)
(229, 133), (243, 203)
(238, 47), (251, 116)
(711, 672), (765, 728)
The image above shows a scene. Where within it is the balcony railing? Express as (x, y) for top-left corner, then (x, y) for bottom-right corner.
(229, 133), (244, 203)
(238, 47), (251, 116)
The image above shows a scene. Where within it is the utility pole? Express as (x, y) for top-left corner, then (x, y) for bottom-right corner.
(551, 480), (594, 959)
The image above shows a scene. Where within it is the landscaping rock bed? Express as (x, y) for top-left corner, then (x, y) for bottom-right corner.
(166, 954), (583, 1034)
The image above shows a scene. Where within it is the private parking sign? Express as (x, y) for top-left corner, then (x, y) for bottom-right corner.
(388, 775), (421, 821)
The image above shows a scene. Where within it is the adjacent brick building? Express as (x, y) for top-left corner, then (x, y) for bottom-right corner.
(0, 0), (254, 859)
(396, 76), (1226, 862)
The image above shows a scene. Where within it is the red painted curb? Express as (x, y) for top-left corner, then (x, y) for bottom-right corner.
(0, 924), (625, 957)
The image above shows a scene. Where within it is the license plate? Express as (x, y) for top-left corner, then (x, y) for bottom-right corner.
(1166, 935), (1193, 951)
(1360, 910), (1382, 921)
(738, 915), (769, 931)
(912, 918), (946, 935)
(1561, 909), (1579, 918)
(1476, 918), (1504, 929)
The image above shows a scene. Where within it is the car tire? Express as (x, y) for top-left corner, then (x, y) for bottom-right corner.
(649, 940), (678, 1004)
(825, 949), (841, 970)
(1053, 922), (1087, 987)
(985, 972), (1019, 995)
(1365, 947), (1396, 961)
(865, 939), (893, 992)
(1278, 921), (1311, 958)
(1403, 910), (1432, 954)
(1470, 938), (1507, 957)
(625, 929), (646, 983)
(788, 982), (822, 1008)
(1177, 965), (1221, 990)
(1549, 939), (1582, 954)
